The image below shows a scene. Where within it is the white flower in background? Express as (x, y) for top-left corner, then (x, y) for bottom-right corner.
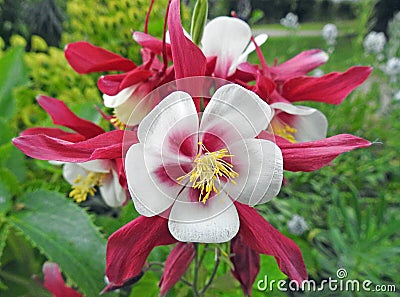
(201, 16), (268, 78)
(363, 31), (386, 55)
(394, 90), (400, 101)
(287, 215), (308, 236)
(322, 23), (338, 46)
(280, 12), (299, 29)
(236, 0), (252, 20)
(53, 160), (127, 207)
(125, 84), (283, 243)
(382, 57), (400, 77)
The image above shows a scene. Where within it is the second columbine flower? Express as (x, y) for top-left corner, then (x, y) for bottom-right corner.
(124, 84), (283, 243)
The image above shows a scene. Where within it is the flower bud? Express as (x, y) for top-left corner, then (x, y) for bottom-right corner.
(190, 0), (208, 45)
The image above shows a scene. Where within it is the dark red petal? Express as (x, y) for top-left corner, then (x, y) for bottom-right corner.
(37, 95), (104, 139)
(168, 0), (206, 79)
(20, 127), (85, 142)
(270, 49), (328, 81)
(64, 41), (136, 74)
(98, 68), (152, 95)
(133, 32), (172, 59)
(43, 262), (83, 297)
(159, 243), (195, 296)
(281, 66), (372, 105)
(12, 130), (137, 162)
(231, 236), (260, 297)
(234, 62), (259, 83)
(205, 56), (217, 76)
(104, 216), (177, 291)
(235, 202), (307, 283)
(272, 133), (371, 172)
(253, 73), (276, 100)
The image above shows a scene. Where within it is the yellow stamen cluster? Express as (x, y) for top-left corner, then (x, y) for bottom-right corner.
(273, 122), (298, 144)
(110, 110), (126, 130)
(69, 172), (106, 203)
(177, 142), (238, 204)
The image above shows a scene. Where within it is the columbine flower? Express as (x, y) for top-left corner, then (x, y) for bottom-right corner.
(234, 49), (371, 143)
(287, 215), (308, 235)
(322, 23), (338, 47)
(363, 31), (386, 55)
(59, 160), (126, 207)
(41, 262), (83, 297)
(280, 12), (299, 29)
(125, 84), (283, 243)
(12, 95), (136, 206)
(200, 16), (268, 78)
(65, 41), (174, 126)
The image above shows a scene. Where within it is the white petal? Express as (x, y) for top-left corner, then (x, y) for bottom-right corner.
(79, 160), (112, 173)
(138, 91), (199, 162)
(234, 33), (268, 73)
(62, 163), (87, 185)
(224, 139), (283, 206)
(99, 169), (126, 207)
(292, 109), (328, 142)
(125, 143), (182, 217)
(202, 17), (251, 77)
(200, 84), (272, 146)
(168, 190), (239, 243)
(271, 103), (328, 142)
(271, 102), (317, 116)
(103, 85), (137, 108)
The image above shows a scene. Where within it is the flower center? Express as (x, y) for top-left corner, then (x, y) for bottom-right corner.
(177, 142), (238, 204)
(69, 172), (106, 203)
(271, 119), (297, 143)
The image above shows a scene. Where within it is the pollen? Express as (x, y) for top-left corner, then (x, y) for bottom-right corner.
(110, 110), (126, 130)
(272, 120), (297, 144)
(177, 142), (238, 204)
(69, 172), (107, 203)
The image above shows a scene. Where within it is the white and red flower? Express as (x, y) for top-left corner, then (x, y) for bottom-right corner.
(54, 160), (126, 207)
(12, 95), (137, 206)
(125, 83), (283, 242)
(201, 16), (268, 78)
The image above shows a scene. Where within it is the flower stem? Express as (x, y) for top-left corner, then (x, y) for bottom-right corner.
(192, 243), (201, 297)
(188, 244), (222, 297)
(200, 247), (221, 295)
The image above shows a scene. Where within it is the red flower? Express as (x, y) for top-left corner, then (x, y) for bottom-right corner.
(12, 96), (138, 204)
(42, 262), (83, 297)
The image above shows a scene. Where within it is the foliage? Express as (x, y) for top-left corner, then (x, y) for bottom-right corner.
(62, 0), (170, 62)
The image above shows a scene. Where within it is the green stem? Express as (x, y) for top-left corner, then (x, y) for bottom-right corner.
(200, 248), (220, 296)
(192, 243), (200, 297)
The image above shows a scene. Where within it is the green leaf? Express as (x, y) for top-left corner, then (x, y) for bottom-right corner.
(0, 223), (10, 266)
(129, 270), (160, 297)
(0, 142), (27, 183)
(0, 179), (12, 215)
(9, 190), (107, 297)
(0, 46), (29, 119)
